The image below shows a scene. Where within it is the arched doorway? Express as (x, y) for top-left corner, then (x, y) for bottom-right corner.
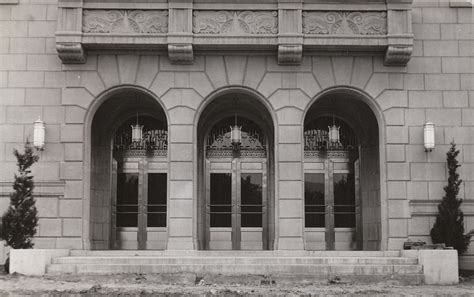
(197, 90), (275, 250)
(304, 88), (382, 251)
(89, 89), (168, 250)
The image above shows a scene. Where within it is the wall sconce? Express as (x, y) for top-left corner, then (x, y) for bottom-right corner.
(230, 115), (242, 151)
(424, 122), (435, 152)
(33, 117), (45, 150)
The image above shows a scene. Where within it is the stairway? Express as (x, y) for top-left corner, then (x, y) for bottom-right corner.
(46, 250), (424, 284)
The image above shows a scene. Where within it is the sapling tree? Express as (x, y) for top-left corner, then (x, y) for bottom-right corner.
(430, 141), (471, 254)
(2, 142), (39, 250)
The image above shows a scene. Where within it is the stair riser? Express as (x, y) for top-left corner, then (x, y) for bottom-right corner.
(70, 251), (402, 257)
(53, 258), (418, 265)
(47, 264), (422, 275)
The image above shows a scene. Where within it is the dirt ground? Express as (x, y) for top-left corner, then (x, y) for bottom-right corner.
(0, 272), (474, 296)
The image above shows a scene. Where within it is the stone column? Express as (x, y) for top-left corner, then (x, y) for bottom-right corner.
(167, 110), (196, 250)
(276, 113), (305, 250)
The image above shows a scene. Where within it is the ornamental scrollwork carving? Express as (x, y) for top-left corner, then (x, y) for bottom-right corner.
(193, 10), (278, 34)
(83, 10), (168, 34)
(303, 11), (387, 35)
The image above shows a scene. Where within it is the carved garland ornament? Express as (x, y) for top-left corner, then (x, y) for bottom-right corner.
(303, 11), (387, 35)
(83, 10), (168, 34)
(193, 10), (278, 34)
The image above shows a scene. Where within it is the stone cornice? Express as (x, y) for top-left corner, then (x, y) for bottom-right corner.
(56, 0), (413, 65)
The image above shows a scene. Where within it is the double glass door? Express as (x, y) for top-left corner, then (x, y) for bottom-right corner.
(112, 159), (167, 250)
(304, 158), (361, 250)
(206, 159), (267, 250)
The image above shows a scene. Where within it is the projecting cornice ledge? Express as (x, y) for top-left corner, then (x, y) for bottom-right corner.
(55, 0), (413, 66)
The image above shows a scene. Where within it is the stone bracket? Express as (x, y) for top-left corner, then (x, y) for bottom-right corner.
(57, 43), (86, 64)
(384, 45), (413, 66)
(168, 44), (194, 64)
(278, 45), (303, 65)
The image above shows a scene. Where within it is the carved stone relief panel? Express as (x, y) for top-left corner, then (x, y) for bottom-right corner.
(303, 11), (387, 35)
(82, 10), (169, 34)
(193, 11), (278, 34)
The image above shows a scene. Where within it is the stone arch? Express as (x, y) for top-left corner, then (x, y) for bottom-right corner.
(302, 86), (387, 251)
(194, 86), (277, 250)
(82, 85), (169, 250)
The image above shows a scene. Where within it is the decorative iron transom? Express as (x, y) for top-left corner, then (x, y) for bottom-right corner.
(114, 116), (167, 158)
(207, 117), (266, 158)
(304, 116), (358, 159)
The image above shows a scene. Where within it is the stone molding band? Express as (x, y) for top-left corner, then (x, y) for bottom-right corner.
(56, 2), (413, 66)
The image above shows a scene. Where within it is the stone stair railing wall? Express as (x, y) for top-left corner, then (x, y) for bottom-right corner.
(55, 0), (413, 66)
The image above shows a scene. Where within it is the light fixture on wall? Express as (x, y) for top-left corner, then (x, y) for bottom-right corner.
(424, 121), (435, 152)
(33, 117), (45, 150)
(131, 113), (143, 143)
(230, 114), (242, 151)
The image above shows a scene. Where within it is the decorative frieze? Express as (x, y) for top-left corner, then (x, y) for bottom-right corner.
(303, 11), (387, 35)
(82, 10), (168, 34)
(193, 11), (278, 34)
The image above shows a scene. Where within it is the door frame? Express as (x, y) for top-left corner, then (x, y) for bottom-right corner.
(304, 156), (361, 250)
(111, 156), (169, 250)
(205, 157), (268, 250)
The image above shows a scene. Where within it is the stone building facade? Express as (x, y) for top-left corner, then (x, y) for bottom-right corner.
(0, 0), (473, 260)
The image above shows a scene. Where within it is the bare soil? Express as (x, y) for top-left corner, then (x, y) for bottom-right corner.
(0, 272), (474, 296)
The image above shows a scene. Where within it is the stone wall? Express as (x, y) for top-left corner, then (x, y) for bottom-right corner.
(0, 0), (473, 259)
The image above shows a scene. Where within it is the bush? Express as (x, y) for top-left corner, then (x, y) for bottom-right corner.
(430, 142), (471, 254)
(1, 142), (39, 272)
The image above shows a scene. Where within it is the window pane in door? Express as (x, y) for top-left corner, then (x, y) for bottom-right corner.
(116, 173), (139, 227)
(305, 173), (325, 227)
(241, 173), (262, 227)
(147, 173), (167, 227)
(210, 173), (232, 227)
(334, 173), (356, 228)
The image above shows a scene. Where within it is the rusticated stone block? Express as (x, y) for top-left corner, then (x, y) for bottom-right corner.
(407, 181), (428, 200)
(9, 71), (44, 87)
(389, 218), (408, 237)
(279, 200), (302, 218)
(168, 218), (193, 237)
(169, 199), (193, 218)
(170, 162), (193, 180)
(387, 144), (406, 162)
(411, 163), (446, 181)
(60, 161), (83, 180)
(60, 124), (83, 142)
(62, 218), (82, 236)
(387, 163), (410, 181)
(387, 181), (407, 199)
(279, 180), (302, 199)
(169, 180), (193, 199)
(36, 197), (58, 218)
(409, 91), (442, 107)
(39, 218), (61, 237)
(279, 218), (303, 237)
(279, 162), (302, 181)
(59, 199), (82, 218)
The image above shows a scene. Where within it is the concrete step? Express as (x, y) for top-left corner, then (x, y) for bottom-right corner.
(69, 250), (401, 257)
(53, 256), (418, 265)
(46, 263), (423, 276)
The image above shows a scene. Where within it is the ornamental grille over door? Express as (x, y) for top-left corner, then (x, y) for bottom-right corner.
(114, 116), (168, 158)
(206, 117), (266, 158)
(304, 116), (358, 159)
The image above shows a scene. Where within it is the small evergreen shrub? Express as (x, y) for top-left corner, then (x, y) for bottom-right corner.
(430, 141), (471, 254)
(1, 142), (39, 272)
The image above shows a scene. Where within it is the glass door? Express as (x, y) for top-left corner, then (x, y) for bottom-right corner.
(304, 159), (360, 250)
(112, 160), (167, 250)
(206, 160), (266, 250)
